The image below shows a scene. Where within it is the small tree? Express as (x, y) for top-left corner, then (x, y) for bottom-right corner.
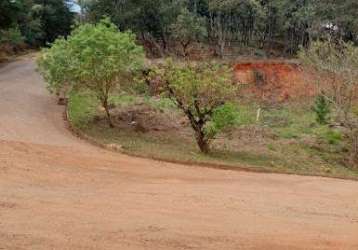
(312, 94), (330, 125)
(38, 18), (145, 127)
(299, 40), (358, 163)
(148, 60), (238, 153)
(170, 8), (207, 57)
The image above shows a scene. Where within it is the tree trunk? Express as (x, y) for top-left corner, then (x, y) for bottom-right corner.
(182, 41), (191, 57)
(195, 130), (210, 154)
(351, 130), (358, 165)
(219, 41), (225, 58)
(103, 98), (114, 128)
(142, 32), (164, 57)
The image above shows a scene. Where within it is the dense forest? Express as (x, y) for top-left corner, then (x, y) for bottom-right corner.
(1, 0), (358, 57)
(0, 0), (74, 48)
(84, 0), (358, 56)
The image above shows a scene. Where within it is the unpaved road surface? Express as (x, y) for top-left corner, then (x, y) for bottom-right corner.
(1, 57), (358, 250)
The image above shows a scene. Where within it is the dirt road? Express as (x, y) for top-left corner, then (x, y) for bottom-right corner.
(1, 57), (358, 250)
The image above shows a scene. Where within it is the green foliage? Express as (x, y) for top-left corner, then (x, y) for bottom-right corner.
(38, 18), (145, 127)
(152, 60), (235, 113)
(324, 130), (343, 145)
(315, 0), (358, 42)
(87, 0), (182, 43)
(65, 18), (144, 92)
(299, 40), (358, 163)
(145, 97), (177, 111)
(0, 27), (24, 46)
(109, 95), (137, 108)
(37, 0), (74, 44)
(67, 90), (358, 178)
(170, 8), (207, 56)
(312, 125), (343, 145)
(312, 94), (330, 125)
(299, 40), (358, 77)
(262, 105), (317, 139)
(0, 0), (74, 47)
(84, 0), (358, 56)
(4, 0), (358, 54)
(148, 59), (237, 153)
(205, 103), (239, 138)
(37, 37), (71, 94)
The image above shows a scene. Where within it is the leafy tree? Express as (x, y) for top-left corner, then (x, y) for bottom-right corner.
(147, 60), (238, 153)
(83, 0), (358, 56)
(34, 0), (75, 44)
(299, 40), (358, 163)
(38, 19), (145, 127)
(315, 0), (358, 43)
(170, 8), (207, 57)
(86, 0), (182, 55)
(0, 0), (22, 30)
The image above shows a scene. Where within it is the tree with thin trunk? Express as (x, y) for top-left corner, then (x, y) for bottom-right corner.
(170, 8), (207, 57)
(38, 18), (145, 127)
(147, 60), (238, 153)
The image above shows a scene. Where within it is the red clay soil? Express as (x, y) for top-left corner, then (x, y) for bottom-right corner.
(235, 61), (316, 102)
(1, 57), (358, 250)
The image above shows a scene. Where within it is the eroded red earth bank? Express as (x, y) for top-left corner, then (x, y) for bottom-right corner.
(234, 61), (316, 102)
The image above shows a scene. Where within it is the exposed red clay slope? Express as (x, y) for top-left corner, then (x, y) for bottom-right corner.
(1, 57), (358, 250)
(235, 61), (316, 102)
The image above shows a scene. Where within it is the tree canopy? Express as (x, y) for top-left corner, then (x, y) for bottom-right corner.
(146, 60), (238, 152)
(0, 0), (74, 47)
(2, 0), (357, 56)
(84, 0), (358, 56)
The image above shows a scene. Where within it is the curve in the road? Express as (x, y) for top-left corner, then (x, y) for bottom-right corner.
(1, 56), (358, 250)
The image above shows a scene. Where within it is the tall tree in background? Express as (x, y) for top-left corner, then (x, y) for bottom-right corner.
(0, 0), (74, 47)
(34, 0), (74, 44)
(0, 0), (21, 29)
(171, 8), (207, 57)
(4, 0), (356, 55)
(315, 0), (358, 43)
(86, 0), (182, 55)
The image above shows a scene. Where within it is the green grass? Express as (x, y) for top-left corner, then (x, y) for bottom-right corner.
(67, 91), (358, 180)
(261, 105), (316, 138)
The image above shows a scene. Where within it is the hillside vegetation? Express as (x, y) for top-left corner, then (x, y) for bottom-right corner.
(21, 0), (358, 177)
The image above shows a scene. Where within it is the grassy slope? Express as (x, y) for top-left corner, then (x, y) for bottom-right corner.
(68, 91), (358, 179)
